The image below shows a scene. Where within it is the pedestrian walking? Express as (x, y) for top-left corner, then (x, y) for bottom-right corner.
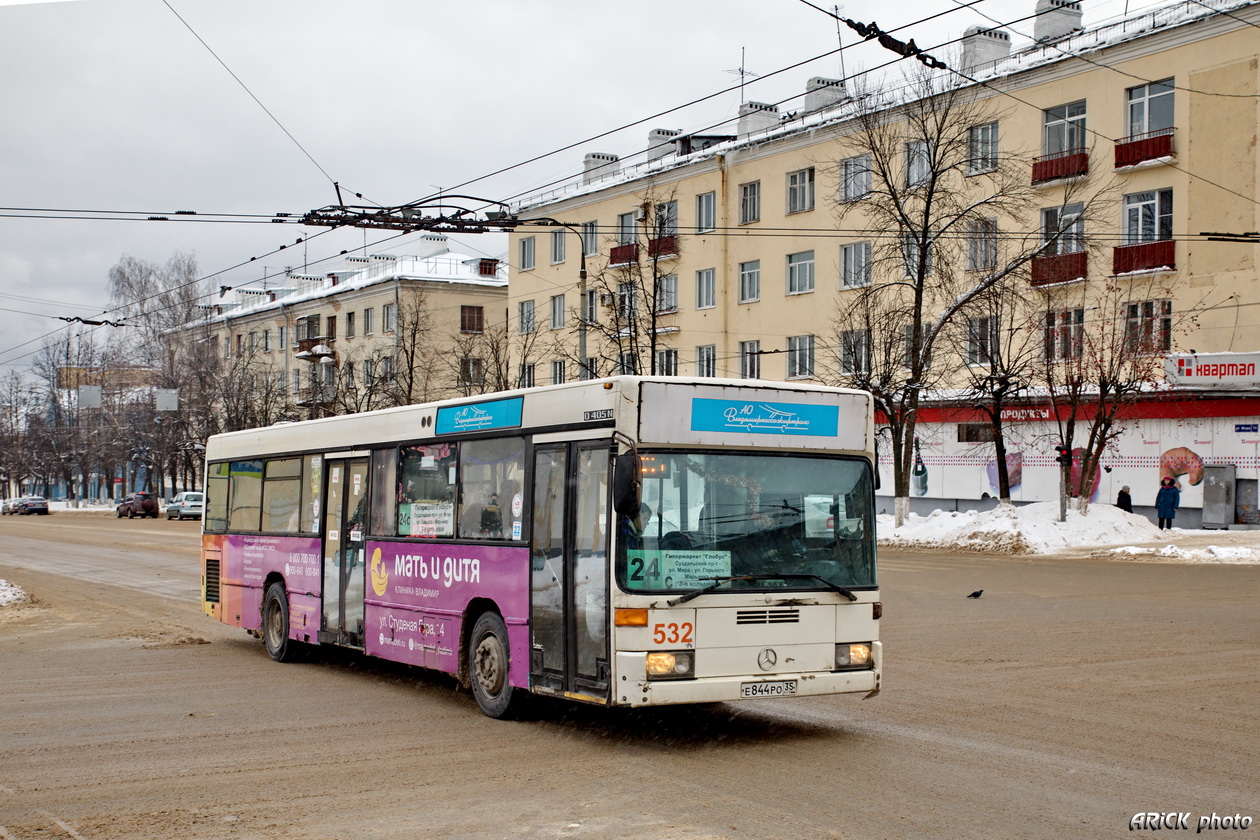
(1116, 485), (1133, 513)
(1155, 477), (1180, 530)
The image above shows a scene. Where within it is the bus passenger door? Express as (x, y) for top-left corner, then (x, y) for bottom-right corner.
(530, 442), (610, 701)
(321, 457), (369, 647)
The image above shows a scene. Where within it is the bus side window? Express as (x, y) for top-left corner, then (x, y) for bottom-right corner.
(205, 462), (230, 532)
(459, 437), (525, 540)
(369, 448), (399, 536)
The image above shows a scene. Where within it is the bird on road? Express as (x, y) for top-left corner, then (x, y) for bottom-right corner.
(967, 590), (983, 599)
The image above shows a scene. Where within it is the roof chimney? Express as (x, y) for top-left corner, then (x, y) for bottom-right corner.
(647, 128), (681, 162)
(583, 152), (620, 185)
(803, 77), (846, 112)
(1034, 0), (1083, 43)
(737, 101), (780, 139)
(960, 26), (1012, 73)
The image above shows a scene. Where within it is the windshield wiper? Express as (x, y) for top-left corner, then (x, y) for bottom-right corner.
(667, 573), (857, 606)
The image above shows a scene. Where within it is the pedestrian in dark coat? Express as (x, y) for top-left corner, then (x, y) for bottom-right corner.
(1116, 486), (1133, 513)
(1155, 477), (1180, 530)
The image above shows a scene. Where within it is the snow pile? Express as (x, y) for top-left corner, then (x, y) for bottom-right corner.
(0, 579), (29, 607)
(878, 501), (1165, 555)
(1099, 544), (1260, 564)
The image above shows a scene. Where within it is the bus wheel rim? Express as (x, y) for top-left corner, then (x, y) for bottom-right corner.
(474, 635), (506, 695)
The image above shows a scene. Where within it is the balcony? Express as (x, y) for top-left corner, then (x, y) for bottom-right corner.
(1032, 150), (1089, 184)
(609, 243), (639, 265)
(1113, 240), (1175, 274)
(647, 235), (678, 259)
(1115, 128), (1174, 168)
(1031, 251), (1087, 287)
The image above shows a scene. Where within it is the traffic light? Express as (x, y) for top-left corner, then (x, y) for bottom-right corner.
(1054, 444), (1072, 465)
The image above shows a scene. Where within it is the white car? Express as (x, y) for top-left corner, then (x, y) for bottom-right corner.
(166, 491), (204, 520)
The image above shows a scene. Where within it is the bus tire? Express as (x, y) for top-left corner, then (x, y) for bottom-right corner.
(468, 611), (523, 719)
(262, 581), (301, 663)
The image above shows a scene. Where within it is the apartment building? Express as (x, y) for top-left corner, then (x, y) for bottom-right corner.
(194, 235), (508, 416)
(509, 0), (1260, 525)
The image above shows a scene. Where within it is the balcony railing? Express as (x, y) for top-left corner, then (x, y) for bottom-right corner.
(1032, 150), (1089, 184)
(1114, 128), (1175, 168)
(1031, 251), (1087, 287)
(609, 243), (639, 265)
(647, 235), (678, 258)
(1113, 239), (1175, 274)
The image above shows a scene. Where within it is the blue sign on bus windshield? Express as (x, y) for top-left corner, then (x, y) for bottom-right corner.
(690, 398), (839, 437)
(436, 398), (524, 434)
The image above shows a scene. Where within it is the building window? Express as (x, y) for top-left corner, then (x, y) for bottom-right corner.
(583, 357), (598, 379)
(656, 348), (678, 376)
(582, 289), (598, 324)
(787, 335), (815, 379)
(655, 275), (678, 314)
(1123, 189), (1173, 244)
(344, 362), (355, 389)
(969, 122), (999, 173)
(906, 140), (931, 186)
(326, 316), (337, 339)
(787, 167), (815, 214)
(966, 217), (999, 271)
(695, 268), (716, 309)
(550, 230), (566, 264)
(1125, 299), (1172, 354)
(543, 296), (562, 331)
(842, 242), (872, 288)
(739, 260), (760, 303)
(616, 283), (637, 320)
(382, 303), (395, 332)
(248, 331), (259, 353)
(617, 211), (638, 245)
(364, 308), (374, 335)
(518, 363), (536, 388)
(1044, 101), (1086, 155)
(902, 230), (932, 277)
(965, 316), (997, 366)
(739, 340), (761, 379)
(840, 330), (871, 376)
(654, 201), (678, 236)
(739, 181), (760, 224)
(617, 352), (638, 375)
(459, 357), (484, 388)
(958, 423), (997, 443)
(263, 329), (271, 352)
(519, 236), (536, 271)
(696, 192), (716, 232)
(291, 368), (301, 394)
(278, 325), (286, 350)
(1044, 308), (1084, 361)
(1127, 78), (1174, 137)
(345, 312), (355, 339)
(841, 154), (871, 201)
(460, 305), (484, 334)
(787, 251), (815, 294)
(518, 300), (536, 334)
(550, 360), (565, 385)
(296, 314), (320, 341)
(581, 221), (598, 256)
(380, 356), (394, 380)
(696, 345), (716, 377)
(1041, 204), (1085, 254)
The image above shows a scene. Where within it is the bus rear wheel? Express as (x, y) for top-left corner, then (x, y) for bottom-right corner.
(262, 581), (302, 663)
(468, 611), (523, 719)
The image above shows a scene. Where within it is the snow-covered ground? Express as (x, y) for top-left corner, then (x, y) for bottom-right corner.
(879, 501), (1260, 563)
(0, 579), (28, 607)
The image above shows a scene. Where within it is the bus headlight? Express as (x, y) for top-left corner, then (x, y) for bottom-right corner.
(835, 643), (873, 670)
(645, 651), (694, 680)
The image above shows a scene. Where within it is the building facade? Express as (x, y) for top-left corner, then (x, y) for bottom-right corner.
(508, 0), (1260, 525)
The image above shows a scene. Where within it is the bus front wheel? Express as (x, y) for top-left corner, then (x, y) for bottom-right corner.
(468, 611), (523, 719)
(262, 581), (301, 663)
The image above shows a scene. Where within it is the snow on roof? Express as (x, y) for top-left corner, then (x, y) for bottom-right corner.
(516, 0), (1257, 212)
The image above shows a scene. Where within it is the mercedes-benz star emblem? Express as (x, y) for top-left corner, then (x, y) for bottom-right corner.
(757, 648), (777, 671)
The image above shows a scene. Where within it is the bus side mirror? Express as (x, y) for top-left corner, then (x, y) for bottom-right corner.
(612, 452), (642, 516)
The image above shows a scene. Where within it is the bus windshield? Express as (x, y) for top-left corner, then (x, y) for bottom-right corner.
(617, 451), (875, 594)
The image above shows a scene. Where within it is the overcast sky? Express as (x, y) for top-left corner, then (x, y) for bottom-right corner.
(0, 0), (1150, 374)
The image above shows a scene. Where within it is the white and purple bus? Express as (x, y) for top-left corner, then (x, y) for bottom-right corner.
(201, 377), (881, 717)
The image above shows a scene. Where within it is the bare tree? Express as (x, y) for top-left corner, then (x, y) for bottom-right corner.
(824, 68), (1103, 525)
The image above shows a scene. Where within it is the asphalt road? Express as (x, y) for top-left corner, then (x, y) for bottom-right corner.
(0, 513), (1256, 839)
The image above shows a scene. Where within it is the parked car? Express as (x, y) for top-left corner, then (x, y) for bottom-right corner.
(116, 492), (159, 519)
(16, 496), (49, 515)
(1, 498), (21, 515)
(166, 491), (204, 520)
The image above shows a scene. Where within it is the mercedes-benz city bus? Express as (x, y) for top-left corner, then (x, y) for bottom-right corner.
(200, 377), (881, 717)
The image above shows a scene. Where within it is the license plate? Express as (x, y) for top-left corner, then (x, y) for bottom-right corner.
(740, 680), (798, 698)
